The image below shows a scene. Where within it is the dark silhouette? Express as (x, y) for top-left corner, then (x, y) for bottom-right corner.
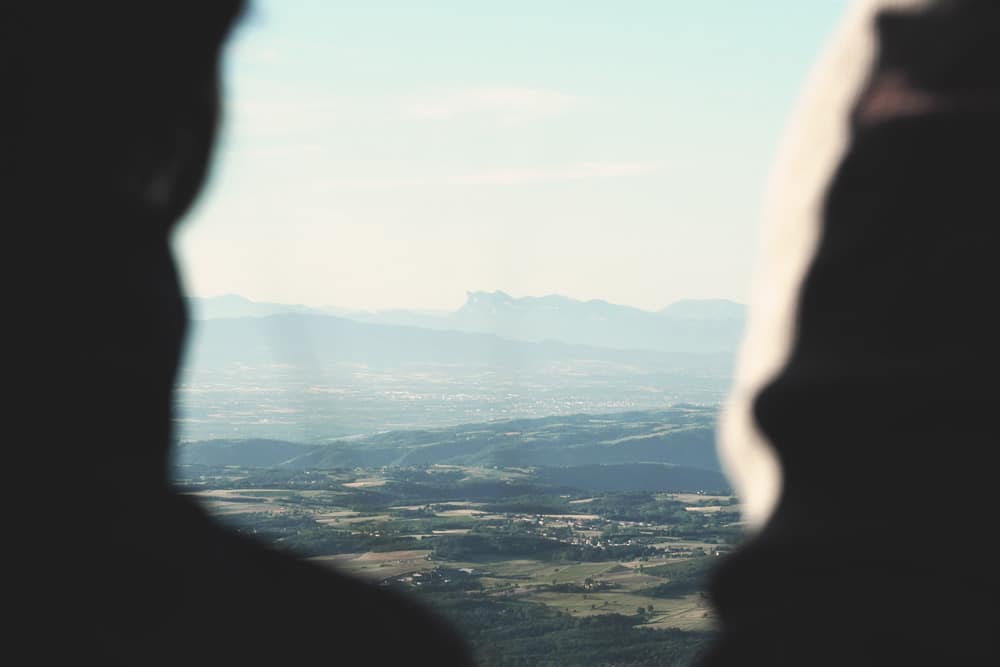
(6, 3), (472, 665)
(703, 1), (1000, 663)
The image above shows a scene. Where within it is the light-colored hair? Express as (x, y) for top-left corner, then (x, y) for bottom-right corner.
(717, 0), (931, 529)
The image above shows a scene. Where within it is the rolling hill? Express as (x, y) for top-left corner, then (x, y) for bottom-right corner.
(181, 312), (731, 371)
(174, 408), (728, 493)
(187, 292), (745, 356)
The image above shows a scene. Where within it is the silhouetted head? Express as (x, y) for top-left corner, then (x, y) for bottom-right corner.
(876, 0), (1000, 95)
(4, 3), (247, 481)
(4, 2), (246, 231)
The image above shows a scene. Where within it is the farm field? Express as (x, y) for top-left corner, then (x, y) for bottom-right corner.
(177, 462), (738, 637)
(173, 409), (736, 664)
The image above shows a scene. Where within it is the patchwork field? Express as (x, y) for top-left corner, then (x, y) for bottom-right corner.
(173, 350), (732, 664)
(180, 461), (736, 637)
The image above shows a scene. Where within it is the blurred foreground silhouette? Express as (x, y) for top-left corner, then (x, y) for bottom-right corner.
(706, 0), (1000, 663)
(7, 1), (998, 665)
(5, 3), (472, 664)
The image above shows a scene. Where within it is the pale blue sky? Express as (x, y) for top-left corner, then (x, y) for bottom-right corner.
(174, 0), (849, 311)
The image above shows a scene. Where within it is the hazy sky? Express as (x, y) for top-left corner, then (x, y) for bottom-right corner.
(174, 0), (849, 312)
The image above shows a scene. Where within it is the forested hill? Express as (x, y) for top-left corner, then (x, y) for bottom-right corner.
(175, 408), (728, 493)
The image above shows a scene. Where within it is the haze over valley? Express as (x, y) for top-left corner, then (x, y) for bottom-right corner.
(176, 292), (744, 442)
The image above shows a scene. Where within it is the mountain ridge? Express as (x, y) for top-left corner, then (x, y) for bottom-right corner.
(190, 291), (744, 320)
(183, 311), (732, 371)
(187, 292), (746, 355)
(175, 408), (724, 476)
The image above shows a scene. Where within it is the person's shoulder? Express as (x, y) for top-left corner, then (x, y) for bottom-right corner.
(165, 493), (477, 665)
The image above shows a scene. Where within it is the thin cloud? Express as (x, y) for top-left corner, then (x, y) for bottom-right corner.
(321, 177), (430, 190)
(404, 86), (581, 124)
(246, 143), (326, 159)
(449, 162), (660, 185)
(322, 162), (661, 189)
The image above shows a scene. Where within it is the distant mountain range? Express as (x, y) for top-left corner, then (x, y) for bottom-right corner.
(182, 311), (720, 371)
(187, 292), (745, 356)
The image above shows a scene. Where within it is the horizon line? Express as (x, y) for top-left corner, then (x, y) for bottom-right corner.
(186, 290), (747, 314)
